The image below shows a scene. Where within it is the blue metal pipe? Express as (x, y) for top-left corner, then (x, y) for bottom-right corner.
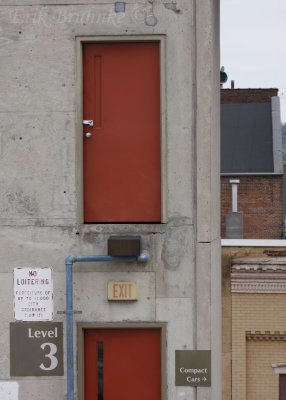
(65, 252), (149, 400)
(65, 261), (74, 400)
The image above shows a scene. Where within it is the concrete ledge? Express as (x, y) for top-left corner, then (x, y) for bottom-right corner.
(222, 239), (286, 247)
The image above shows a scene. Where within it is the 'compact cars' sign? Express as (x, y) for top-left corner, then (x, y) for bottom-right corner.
(175, 350), (211, 386)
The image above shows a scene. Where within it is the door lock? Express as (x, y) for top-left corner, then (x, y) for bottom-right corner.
(83, 120), (94, 127)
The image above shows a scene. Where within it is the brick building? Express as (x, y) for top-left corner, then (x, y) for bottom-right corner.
(221, 89), (286, 400)
(221, 175), (282, 238)
(221, 89), (283, 239)
(222, 244), (286, 400)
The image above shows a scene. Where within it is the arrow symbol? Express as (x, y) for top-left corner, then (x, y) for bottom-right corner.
(202, 377), (207, 382)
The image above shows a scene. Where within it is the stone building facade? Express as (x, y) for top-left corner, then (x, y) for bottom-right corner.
(222, 244), (286, 400)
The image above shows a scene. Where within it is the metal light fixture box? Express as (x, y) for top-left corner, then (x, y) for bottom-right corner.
(108, 236), (141, 257)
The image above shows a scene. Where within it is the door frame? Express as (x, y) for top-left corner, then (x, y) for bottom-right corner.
(77, 322), (167, 400)
(75, 36), (167, 224)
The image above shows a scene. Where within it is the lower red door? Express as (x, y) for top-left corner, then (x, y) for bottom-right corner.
(84, 328), (161, 399)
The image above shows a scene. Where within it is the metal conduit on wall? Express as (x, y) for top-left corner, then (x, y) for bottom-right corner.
(65, 253), (150, 400)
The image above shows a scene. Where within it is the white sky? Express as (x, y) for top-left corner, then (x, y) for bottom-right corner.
(220, 0), (286, 123)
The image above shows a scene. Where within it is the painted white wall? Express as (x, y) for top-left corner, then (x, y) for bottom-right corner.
(0, 382), (18, 400)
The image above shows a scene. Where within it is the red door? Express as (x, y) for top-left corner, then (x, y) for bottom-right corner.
(84, 328), (161, 399)
(280, 374), (286, 400)
(83, 42), (161, 223)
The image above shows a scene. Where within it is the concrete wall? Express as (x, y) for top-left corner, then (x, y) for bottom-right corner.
(0, 1), (220, 399)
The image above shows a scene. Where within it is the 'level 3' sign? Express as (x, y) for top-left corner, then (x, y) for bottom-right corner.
(108, 282), (137, 301)
(10, 322), (63, 376)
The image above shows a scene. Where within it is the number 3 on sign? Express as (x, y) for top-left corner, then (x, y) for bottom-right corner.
(40, 343), (58, 370)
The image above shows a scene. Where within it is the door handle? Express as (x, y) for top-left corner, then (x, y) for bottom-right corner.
(83, 120), (94, 127)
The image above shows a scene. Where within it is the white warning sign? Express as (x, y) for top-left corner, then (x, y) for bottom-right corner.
(13, 268), (53, 321)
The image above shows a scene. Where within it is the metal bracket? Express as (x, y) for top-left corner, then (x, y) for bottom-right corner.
(83, 120), (94, 127)
(57, 310), (82, 315)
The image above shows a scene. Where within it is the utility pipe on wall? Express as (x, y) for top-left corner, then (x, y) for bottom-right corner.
(65, 253), (149, 400)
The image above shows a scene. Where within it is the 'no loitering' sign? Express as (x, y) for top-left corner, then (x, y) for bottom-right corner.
(13, 268), (53, 321)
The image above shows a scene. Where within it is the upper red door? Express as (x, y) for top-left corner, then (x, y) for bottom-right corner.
(84, 328), (162, 400)
(83, 42), (161, 222)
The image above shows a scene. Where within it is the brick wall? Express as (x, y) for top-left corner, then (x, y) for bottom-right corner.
(221, 88), (278, 104)
(222, 247), (286, 400)
(232, 293), (286, 400)
(246, 341), (284, 400)
(221, 175), (283, 239)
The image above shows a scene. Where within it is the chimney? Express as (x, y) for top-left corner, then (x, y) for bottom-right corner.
(230, 179), (239, 212)
(225, 179), (243, 239)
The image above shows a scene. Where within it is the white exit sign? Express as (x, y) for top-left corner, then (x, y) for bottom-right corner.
(108, 282), (137, 301)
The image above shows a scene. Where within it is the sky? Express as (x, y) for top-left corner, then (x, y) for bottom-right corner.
(220, 0), (286, 123)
